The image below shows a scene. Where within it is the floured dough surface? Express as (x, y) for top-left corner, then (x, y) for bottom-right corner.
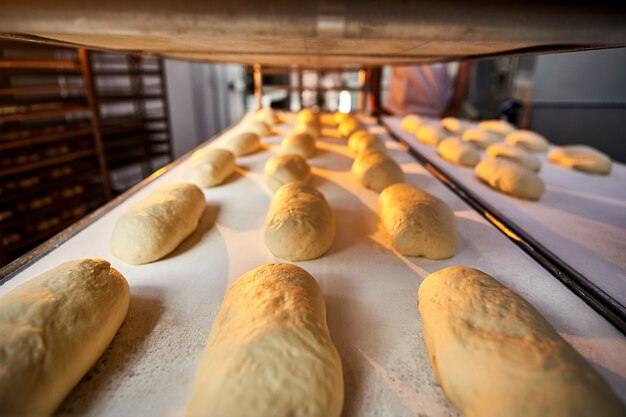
(478, 119), (515, 136)
(438, 137), (480, 167)
(441, 117), (470, 135)
(475, 158), (545, 200)
(549, 145), (612, 175)
(379, 183), (457, 259)
(255, 108), (280, 126)
(352, 149), (405, 192)
(184, 148), (236, 187)
(348, 130), (386, 156)
(264, 182), (335, 261)
(418, 265), (625, 417)
(281, 131), (316, 158)
(111, 183), (206, 264)
(264, 153), (311, 192)
(295, 120), (321, 139)
(222, 131), (261, 156)
(242, 120), (272, 137)
(505, 129), (549, 152)
(338, 116), (362, 138)
(401, 114), (423, 133)
(486, 142), (541, 172)
(462, 128), (501, 148)
(0, 259), (130, 417)
(186, 263), (343, 417)
(416, 123), (447, 146)
(297, 108), (319, 125)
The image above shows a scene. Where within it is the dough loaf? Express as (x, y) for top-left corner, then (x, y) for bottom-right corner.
(255, 108), (280, 126)
(418, 265), (625, 417)
(549, 145), (612, 175)
(333, 111), (351, 126)
(348, 130), (386, 156)
(186, 263), (343, 417)
(462, 128), (501, 148)
(264, 183), (335, 261)
(297, 108), (319, 124)
(486, 142), (541, 172)
(184, 148), (236, 187)
(0, 259), (130, 416)
(505, 129), (549, 152)
(242, 120), (272, 137)
(475, 158), (545, 200)
(441, 117), (470, 135)
(379, 183), (457, 259)
(416, 124), (447, 146)
(111, 183), (205, 264)
(281, 131), (316, 158)
(438, 137), (480, 167)
(222, 131), (261, 156)
(295, 120), (321, 139)
(338, 116), (362, 138)
(352, 149), (405, 192)
(478, 119), (515, 136)
(401, 114), (423, 133)
(264, 153), (311, 192)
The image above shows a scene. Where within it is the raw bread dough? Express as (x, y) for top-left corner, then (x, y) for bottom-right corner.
(348, 129), (386, 156)
(333, 111), (351, 126)
(297, 108), (319, 124)
(441, 117), (470, 135)
(111, 183), (205, 264)
(255, 108), (280, 126)
(264, 153), (311, 192)
(186, 263), (343, 417)
(295, 120), (321, 139)
(486, 142), (541, 172)
(478, 119), (515, 136)
(379, 183), (457, 259)
(184, 148), (236, 187)
(462, 128), (501, 148)
(438, 137), (480, 167)
(242, 120), (272, 137)
(264, 183), (335, 261)
(281, 132), (316, 158)
(0, 259), (130, 416)
(401, 114), (423, 133)
(222, 131), (261, 156)
(338, 116), (362, 138)
(549, 145), (612, 175)
(475, 158), (545, 200)
(416, 123), (447, 146)
(352, 149), (405, 192)
(505, 129), (549, 152)
(418, 265), (625, 417)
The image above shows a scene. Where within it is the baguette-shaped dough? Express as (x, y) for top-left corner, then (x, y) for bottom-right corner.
(438, 137), (480, 167)
(348, 129), (386, 156)
(264, 153), (311, 192)
(486, 142), (541, 172)
(281, 131), (316, 158)
(338, 116), (362, 138)
(549, 145), (612, 175)
(111, 183), (205, 264)
(462, 128), (501, 148)
(379, 183), (457, 259)
(264, 183), (335, 261)
(478, 119), (515, 136)
(242, 120), (272, 137)
(255, 107), (280, 126)
(401, 114), (423, 133)
(0, 259), (130, 416)
(222, 131), (261, 156)
(505, 129), (549, 152)
(352, 149), (405, 192)
(186, 263), (344, 417)
(418, 266), (625, 417)
(297, 108), (319, 124)
(295, 120), (321, 139)
(416, 124), (447, 146)
(475, 158), (545, 200)
(441, 117), (470, 135)
(184, 148), (236, 187)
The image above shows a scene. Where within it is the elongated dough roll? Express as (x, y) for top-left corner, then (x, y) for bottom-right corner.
(222, 131), (261, 156)
(281, 131), (316, 158)
(505, 129), (549, 152)
(416, 123), (448, 146)
(352, 149), (405, 192)
(379, 183), (457, 259)
(486, 142), (541, 172)
(462, 128), (501, 148)
(478, 119), (515, 136)
(475, 158), (545, 200)
(186, 263), (344, 417)
(338, 116), (362, 138)
(264, 153), (311, 192)
(438, 137), (480, 167)
(418, 266), (625, 417)
(401, 114), (423, 133)
(549, 145), (612, 175)
(255, 107), (280, 126)
(242, 120), (272, 137)
(348, 129), (386, 156)
(295, 120), (321, 139)
(0, 259), (130, 416)
(297, 108), (319, 124)
(264, 182), (335, 261)
(184, 148), (236, 187)
(441, 117), (470, 135)
(111, 183), (205, 264)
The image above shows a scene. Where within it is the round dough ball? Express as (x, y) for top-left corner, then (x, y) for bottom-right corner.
(243, 120), (272, 137)
(505, 130), (549, 152)
(255, 108), (280, 126)
(475, 158), (545, 200)
(222, 131), (261, 156)
(486, 142), (541, 172)
(416, 123), (447, 146)
(462, 128), (502, 149)
(264, 153), (311, 192)
(295, 120), (321, 139)
(548, 145), (612, 175)
(348, 130), (386, 156)
(438, 137), (480, 167)
(401, 114), (423, 133)
(297, 108), (319, 124)
(338, 117), (362, 138)
(441, 117), (470, 135)
(379, 183), (457, 259)
(264, 183), (335, 261)
(478, 119), (516, 136)
(184, 148), (236, 187)
(352, 150), (405, 192)
(282, 132), (316, 158)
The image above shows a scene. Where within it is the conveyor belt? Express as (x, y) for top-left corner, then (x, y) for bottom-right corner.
(1, 113), (624, 416)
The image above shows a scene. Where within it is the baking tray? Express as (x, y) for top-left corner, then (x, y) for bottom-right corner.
(1, 113), (624, 416)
